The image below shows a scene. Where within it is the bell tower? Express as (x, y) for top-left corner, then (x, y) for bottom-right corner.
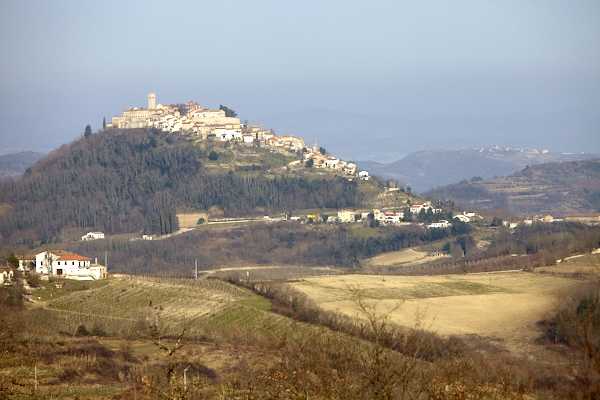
(147, 92), (157, 109)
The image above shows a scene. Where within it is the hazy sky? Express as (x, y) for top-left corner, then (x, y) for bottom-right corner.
(1, 1), (599, 160)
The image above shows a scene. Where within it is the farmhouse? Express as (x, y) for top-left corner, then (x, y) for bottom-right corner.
(81, 231), (105, 241)
(453, 214), (470, 223)
(337, 209), (358, 223)
(34, 250), (107, 280)
(427, 220), (451, 229)
(15, 254), (35, 271)
(0, 267), (14, 285)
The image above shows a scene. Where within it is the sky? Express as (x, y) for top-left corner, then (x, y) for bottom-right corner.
(1, 0), (599, 161)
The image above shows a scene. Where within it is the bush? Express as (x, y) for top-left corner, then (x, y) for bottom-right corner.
(197, 217), (206, 225)
(75, 324), (90, 336)
(91, 323), (107, 337)
(208, 150), (219, 161)
(26, 272), (41, 288)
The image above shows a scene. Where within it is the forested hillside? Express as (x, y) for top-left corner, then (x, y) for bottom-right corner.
(0, 129), (361, 244)
(426, 159), (600, 215)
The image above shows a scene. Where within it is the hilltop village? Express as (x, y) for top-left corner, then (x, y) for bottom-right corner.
(108, 92), (360, 176)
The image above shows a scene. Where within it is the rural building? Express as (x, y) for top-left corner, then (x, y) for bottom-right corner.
(453, 214), (470, 223)
(15, 254), (35, 272)
(358, 170), (370, 180)
(427, 220), (451, 229)
(0, 267), (14, 285)
(337, 209), (358, 223)
(81, 231), (105, 241)
(34, 250), (107, 280)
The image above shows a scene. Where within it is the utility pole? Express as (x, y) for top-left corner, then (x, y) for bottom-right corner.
(104, 251), (108, 268)
(194, 259), (198, 280)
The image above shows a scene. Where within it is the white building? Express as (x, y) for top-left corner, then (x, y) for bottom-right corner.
(337, 209), (357, 223)
(0, 267), (14, 285)
(34, 251), (107, 280)
(358, 171), (370, 180)
(427, 220), (452, 229)
(453, 214), (470, 223)
(15, 254), (35, 272)
(81, 232), (105, 241)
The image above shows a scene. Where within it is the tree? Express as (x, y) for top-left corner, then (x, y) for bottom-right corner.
(305, 158), (314, 168)
(102, 117), (106, 130)
(490, 216), (503, 227)
(7, 254), (18, 268)
(319, 146), (327, 155)
(84, 124), (92, 138)
(208, 151), (219, 161)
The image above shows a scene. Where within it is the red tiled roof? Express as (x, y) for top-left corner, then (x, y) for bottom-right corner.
(52, 250), (91, 261)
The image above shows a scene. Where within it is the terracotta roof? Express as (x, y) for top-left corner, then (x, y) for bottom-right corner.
(52, 250), (91, 261)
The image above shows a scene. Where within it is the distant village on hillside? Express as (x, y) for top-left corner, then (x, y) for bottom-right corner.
(107, 92), (361, 177)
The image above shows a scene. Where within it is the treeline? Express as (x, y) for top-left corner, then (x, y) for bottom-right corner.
(0, 129), (360, 244)
(484, 222), (600, 263)
(65, 223), (455, 274)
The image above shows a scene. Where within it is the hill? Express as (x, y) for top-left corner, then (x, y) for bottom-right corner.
(0, 151), (45, 178)
(0, 129), (363, 244)
(426, 159), (600, 215)
(359, 147), (596, 193)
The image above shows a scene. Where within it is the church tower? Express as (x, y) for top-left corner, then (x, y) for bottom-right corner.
(147, 92), (157, 109)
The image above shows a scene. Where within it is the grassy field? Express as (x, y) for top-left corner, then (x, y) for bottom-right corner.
(291, 271), (585, 353)
(536, 253), (600, 275)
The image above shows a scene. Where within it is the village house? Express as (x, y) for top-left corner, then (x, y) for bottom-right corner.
(337, 209), (358, 223)
(453, 214), (470, 223)
(427, 220), (452, 229)
(0, 267), (14, 285)
(81, 231), (105, 241)
(358, 170), (370, 180)
(15, 254), (35, 272)
(33, 250), (108, 280)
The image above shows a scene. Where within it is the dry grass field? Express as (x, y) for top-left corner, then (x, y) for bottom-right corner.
(536, 253), (600, 275)
(364, 248), (449, 268)
(177, 211), (208, 228)
(291, 271), (585, 353)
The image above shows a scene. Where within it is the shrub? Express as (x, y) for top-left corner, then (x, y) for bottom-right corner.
(75, 324), (90, 336)
(26, 272), (41, 288)
(208, 151), (219, 161)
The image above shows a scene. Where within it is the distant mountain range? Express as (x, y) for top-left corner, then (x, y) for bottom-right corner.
(0, 151), (45, 178)
(359, 146), (598, 193)
(425, 159), (600, 216)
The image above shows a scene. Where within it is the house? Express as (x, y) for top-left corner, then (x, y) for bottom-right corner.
(358, 170), (370, 180)
(337, 209), (357, 223)
(343, 162), (357, 175)
(81, 231), (105, 241)
(34, 250), (107, 280)
(325, 158), (340, 169)
(453, 214), (470, 223)
(15, 254), (35, 272)
(427, 220), (451, 229)
(382, 211), (403, 225)
(541, 215), (555, 223)
(142, 234), (154, 240)
(409, 202), (433, 214)
(0, 267), (14, 285)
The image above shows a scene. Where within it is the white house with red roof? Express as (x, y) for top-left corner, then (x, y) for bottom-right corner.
(34, 250), (107, 280)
